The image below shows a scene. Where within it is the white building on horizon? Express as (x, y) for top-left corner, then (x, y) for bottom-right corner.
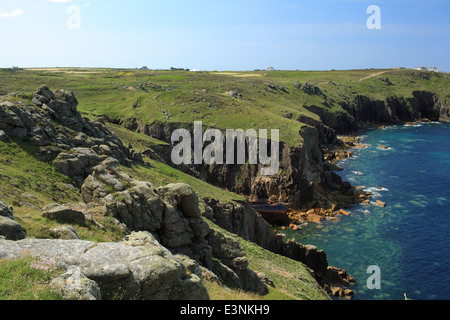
(414, 66), (440, 72)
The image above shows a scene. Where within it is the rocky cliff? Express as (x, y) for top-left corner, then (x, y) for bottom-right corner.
(0, 85), (144, 185)
(127, 118), (359, 212)
(307, 91), (450, 135)
(121, 88), (450, 214)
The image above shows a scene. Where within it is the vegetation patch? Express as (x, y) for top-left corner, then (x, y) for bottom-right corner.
(0, 257), (65, 300)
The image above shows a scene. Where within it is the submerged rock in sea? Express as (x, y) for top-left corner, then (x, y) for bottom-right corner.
(376, 200), (387, 207)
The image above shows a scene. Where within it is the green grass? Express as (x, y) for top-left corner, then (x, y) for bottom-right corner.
(0, 139), (81, 207)
(0, 257), (64, 300)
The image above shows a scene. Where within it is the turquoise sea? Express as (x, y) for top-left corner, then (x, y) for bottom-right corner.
(278, 122), (450, 300)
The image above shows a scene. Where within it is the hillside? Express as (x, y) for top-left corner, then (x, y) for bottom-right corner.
(1, 68), (448, 146)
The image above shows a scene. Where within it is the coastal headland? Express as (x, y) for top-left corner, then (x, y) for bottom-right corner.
(0, 68), (449, 300)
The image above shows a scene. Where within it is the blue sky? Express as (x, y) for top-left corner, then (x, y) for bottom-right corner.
(1, 0), (449, 71)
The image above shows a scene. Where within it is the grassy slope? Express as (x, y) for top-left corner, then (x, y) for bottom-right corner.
(2, 68), (448, 147)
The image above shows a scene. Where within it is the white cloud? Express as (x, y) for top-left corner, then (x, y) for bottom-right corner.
(0, 9), (24, 18)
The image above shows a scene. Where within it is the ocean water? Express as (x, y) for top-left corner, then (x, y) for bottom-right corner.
(278, 122), (450, 300)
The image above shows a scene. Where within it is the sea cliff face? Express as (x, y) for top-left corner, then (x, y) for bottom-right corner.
(121, 90), (450, 216)
(329, 91), (450, 133)
(125, 118), (359, 211)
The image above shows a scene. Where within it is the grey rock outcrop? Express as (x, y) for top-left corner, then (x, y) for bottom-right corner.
(0, 199), (14, 220)
(302, 82), (323, 95)
(0, 231), (209, 300)
(0, 129), (8, 141)
(81, 158), (213, 268)
(53, 148), (105, 185)
(79, 158), (269, 295)
(206, 228), (268, 295)
(0, 86), (138, 183)
(50, 265), (101, 300)
(0, 199), (26, 241)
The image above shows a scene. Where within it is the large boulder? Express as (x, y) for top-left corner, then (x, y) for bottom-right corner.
(41, 204), (87, 225)
(206, 228), (268, 295)
(156, 183), (202, 218)
(0, 199), (26, 240)
(0, 216), (26, 241)
(54, 148), (106, 185)
(0, 231), (210, 300)
(81, 158), (165, 231)
(50, 265), (101, 300)
(49, 225), (80, 240)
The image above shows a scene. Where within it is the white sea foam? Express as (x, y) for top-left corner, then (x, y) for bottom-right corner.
(404, 123), (423, 127)
(364, 187), (389, 193)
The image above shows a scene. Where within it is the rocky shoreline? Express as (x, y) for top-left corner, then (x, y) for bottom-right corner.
(271, 115), (449, 298)
(280, 116), (445, 226)
(285, 134), (374, 224)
